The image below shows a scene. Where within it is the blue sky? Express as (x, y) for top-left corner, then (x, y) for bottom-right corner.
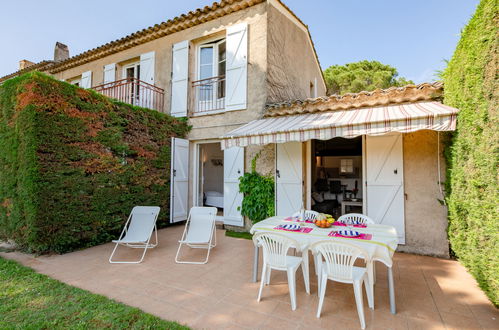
(0, 0), (479, 83)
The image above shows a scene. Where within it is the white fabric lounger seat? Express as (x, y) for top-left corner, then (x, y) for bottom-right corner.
(109, 206), (160, 264)
(175, 207), (218, 264)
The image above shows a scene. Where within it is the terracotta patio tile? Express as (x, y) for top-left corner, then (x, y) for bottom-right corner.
(406, 315), (445, 330)
(2, 227), (498, 330)
(440, 311), (482, 330)
(259, 314), (301, 329)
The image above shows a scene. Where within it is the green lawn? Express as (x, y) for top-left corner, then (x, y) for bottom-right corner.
(225, 230), (253, 240)
(0, 257), (188, 329)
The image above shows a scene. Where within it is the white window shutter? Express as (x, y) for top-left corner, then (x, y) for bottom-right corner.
(139, 51), (155, 85)
(226, 23), (248, 111)
(170, 40), (189, 117)
(80, 71), (92, 88)
(103, 63), (116, 84)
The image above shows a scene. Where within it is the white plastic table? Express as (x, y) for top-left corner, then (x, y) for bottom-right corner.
(250, 216), (398, 314)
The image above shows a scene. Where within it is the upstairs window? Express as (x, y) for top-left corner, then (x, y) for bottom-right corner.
(194, 39), (226, 112)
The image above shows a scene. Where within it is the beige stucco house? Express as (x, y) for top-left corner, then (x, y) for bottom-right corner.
(1, 0), (459, 258)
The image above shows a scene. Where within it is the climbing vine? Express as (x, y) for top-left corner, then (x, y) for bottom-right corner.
(238, 152), (275, 224)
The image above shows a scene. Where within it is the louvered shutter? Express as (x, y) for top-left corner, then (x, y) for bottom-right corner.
(170, 40), (189, 117)
(225, 23), (248, 111)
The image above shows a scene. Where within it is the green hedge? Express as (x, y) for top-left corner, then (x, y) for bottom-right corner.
(0, 72), (190, 254)
(443, 0), (498, 306)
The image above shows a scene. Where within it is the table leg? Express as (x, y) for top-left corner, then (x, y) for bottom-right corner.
(252, 245), (259, 283)
(366, 260), (375, 309)
(388, 266), (396, 314)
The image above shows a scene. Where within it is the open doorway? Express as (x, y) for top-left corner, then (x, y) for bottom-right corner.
(311, 137), (363, 219)
(197, 143), (224, 218)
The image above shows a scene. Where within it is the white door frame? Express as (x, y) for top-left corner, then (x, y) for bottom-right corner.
(306, 140), (312, 210)
(191, 139), (225, 221)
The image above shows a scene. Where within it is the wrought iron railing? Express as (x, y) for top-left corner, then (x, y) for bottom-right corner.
(93, 78), (165, 112)
(192, 75), (226, 113)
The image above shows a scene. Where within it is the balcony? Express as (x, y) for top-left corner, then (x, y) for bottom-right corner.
(192, 75), (225, 115)
(93, 78), (164, 112)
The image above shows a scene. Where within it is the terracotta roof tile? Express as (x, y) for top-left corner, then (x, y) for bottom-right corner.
(264, 82), (444, 117)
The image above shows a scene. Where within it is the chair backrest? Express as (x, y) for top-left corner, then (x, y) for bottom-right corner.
(338, 213), (374, 225)
(185, 207), (217, 242)
(253, 232), (299, 268)
(312, 241), (367, 281)
(124, 206), (161, 242)
(292, 210), (320, 221)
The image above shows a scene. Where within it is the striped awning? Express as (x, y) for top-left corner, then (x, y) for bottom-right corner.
(221, 101), (458, 149)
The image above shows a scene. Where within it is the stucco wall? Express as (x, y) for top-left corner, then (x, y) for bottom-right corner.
(187, 4), (268, 141)
(51, 2), (268, 123)
(400, 130), (449, 258)
(266, 2), (327, 102)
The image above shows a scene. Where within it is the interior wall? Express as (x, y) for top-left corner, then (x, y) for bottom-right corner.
(201, 143), (224, 194)
(316, 156), (363, 198)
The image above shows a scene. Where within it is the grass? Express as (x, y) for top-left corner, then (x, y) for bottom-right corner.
(0, 257), (189, 329)
(225, 230), (253, 240)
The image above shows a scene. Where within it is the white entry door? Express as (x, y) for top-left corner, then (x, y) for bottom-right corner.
(276, 142), (303, 216)
(170, 138), (189, 223)
(366, 133), (405, 244)
(223, 147), (244, 226)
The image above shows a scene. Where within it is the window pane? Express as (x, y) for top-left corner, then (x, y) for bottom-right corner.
(218, 41), (226, 62)
(200, 47), (213, 65)
(126, 67), (134, 79)
(218, 61), (226, 77)
(200, 65), (213, 79)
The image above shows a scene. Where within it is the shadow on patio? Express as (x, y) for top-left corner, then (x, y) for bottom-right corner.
(1, 226), (497, 329)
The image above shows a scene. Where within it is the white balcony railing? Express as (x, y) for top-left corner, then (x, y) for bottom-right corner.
(192, 75), (226, 114)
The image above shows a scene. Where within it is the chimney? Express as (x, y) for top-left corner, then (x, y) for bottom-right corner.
(19, 59), (36, 70)
(54, 42), (69, 62)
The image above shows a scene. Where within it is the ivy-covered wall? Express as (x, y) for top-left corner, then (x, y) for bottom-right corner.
(443, 0), (498, 305)
(0, 72), (190, 254)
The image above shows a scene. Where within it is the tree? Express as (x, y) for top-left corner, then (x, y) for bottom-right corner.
(323, 60), (414, 95)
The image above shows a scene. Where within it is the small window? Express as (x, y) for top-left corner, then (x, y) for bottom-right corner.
(340, 159), (354, 174)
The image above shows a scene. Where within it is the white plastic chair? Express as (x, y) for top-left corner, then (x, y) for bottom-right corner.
(109, 206), (160, 264)
(312, 241), (373, 329)
(292, 210), (320, 221)
(338, 213), (375, 225)
(175, 207), (217, 264)
(253, 232), (310, 310)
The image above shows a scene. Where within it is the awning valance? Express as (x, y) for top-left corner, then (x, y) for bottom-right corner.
(221, 101), (458, 149)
